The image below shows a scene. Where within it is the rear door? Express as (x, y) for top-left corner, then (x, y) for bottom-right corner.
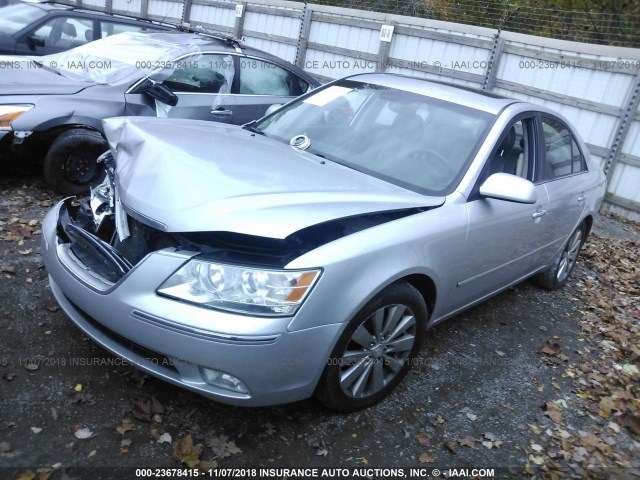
(536, 115), (591, 255)
(231, 56), (311, 124)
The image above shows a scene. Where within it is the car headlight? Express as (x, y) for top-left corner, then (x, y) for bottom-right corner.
(0, 105), (33, 131)
(157, 259), (321, 317)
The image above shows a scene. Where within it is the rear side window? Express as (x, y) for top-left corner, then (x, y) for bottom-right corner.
(100, 22), (146, 38)
(539, 117), (586, 181)
(239, 59), (306, 96)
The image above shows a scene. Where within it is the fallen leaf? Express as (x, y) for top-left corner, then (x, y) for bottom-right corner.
(580, 432), (608, 453)
(132, 399), (152, 422)
(205, 433), (242, 458)
(88, 449), (97, 457)
(120, 439), (132, 454)
(116, 418), (135, 436)
(544, 402), (563, 427)
(529, 454), (545, 465)
(598, 396), (617, 419)
(619, 414), (640, 435)
(132, 396), (165, 422)
(225, 441), (242, 455)
(418, 452), (434, 463)
(445, 441), (457, 454)
(457, 436), (476, 448)
(74, 427), (94, 440)
(172, 434), (202, 468)
(415, 432), (431, 447)
(18, 248), (32, 255)
(607, 422), (621, 433)
(74, 384), (82, 392)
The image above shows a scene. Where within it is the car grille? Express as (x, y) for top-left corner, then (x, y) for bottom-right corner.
(113, 217), (152, 265)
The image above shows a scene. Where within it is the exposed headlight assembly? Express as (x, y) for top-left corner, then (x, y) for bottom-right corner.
(157, 259), (321, 316)
(0, 105), (33, 131)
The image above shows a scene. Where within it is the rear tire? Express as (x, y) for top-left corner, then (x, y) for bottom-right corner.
(533, 223), (586, 290)
(315, 281), (427, 412)
(43, 128), (107, 195)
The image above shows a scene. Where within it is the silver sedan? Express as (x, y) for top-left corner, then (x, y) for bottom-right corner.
(42, 73), (606, 411)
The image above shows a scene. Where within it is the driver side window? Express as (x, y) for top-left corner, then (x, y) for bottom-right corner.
(31, 16), (93, 49)
(154, 54), (234, 94)
(486, 118), (533, 181)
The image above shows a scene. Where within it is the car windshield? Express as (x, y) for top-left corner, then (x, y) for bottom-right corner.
(255, 80), (494, 195)
(0, 3), (47, 34)
(41, 31), (208, 85)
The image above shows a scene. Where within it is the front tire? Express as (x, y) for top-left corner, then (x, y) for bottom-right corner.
(43, 128), (107, 195)
(533, 223), (586, 290)
(315, 281), (428, 412)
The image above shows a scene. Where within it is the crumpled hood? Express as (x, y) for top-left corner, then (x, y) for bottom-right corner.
(0, 56), (91, 95)
(103, 117), (443, 239)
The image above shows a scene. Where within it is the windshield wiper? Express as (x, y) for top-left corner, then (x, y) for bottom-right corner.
(242, 123), (265, 136)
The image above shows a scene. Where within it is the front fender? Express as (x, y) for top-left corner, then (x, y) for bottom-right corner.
(285, 197), (467, 333)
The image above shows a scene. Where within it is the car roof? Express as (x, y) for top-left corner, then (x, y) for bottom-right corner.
(119, 31), (272, 58)
(345, 73), (519, 115)
(121, 32), (319, 83)
(25, 1), (176, 28)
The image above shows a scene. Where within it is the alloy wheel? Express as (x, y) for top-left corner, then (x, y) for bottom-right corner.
(556, 229), (583, 283)
(338, 304), (416, 399)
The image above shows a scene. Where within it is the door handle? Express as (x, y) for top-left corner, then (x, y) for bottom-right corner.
(532, 209), (546, 218)
(577, 195), (586, 203)
(211, 108), (233, 116)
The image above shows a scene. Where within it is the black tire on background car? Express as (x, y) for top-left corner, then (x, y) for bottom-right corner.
(43, 128), (108, 195)
(315, 281), (428, 412)
(532, 222), (587, 290)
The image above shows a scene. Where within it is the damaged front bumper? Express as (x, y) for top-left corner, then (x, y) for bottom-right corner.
(42, 199), (341, 406)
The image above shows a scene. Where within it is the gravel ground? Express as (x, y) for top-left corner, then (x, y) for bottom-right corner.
(0, 175), (638, 480)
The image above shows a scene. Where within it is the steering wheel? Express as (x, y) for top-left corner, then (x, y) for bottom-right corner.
(405, 148), (454, 187)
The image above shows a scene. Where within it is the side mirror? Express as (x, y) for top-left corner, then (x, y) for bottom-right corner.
(479, 173), (537, 204)
(144, 83), (178, 107)
(27, 36), (45, 49)
(264, 104), (283, 116)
